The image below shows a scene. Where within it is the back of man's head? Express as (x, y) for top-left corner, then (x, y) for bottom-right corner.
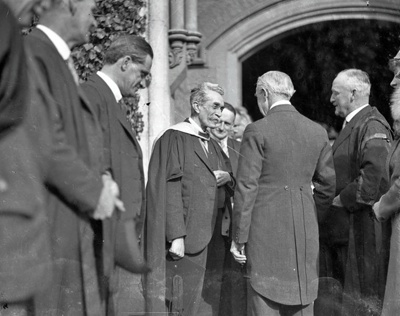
(257, 71), (295, 100)
(104, 35), (153, 66)
(336, 69), (371, 98)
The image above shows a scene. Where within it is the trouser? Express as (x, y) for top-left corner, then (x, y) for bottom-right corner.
(248, 285), (313, 316)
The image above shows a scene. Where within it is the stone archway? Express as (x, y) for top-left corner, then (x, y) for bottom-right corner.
(204, 0), (400, 106)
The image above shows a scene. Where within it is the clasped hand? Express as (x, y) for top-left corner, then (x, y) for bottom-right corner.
(213, 170), (231, 187)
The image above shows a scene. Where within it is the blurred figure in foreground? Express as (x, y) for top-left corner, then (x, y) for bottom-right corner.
(373, 50), (400, 316)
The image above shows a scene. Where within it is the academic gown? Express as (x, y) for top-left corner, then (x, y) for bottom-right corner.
(25, 28), (104, 316)
(145, 121), (234, 315)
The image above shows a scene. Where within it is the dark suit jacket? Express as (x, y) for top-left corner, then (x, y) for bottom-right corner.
(82, 74), (146, 277)
(233, 104), (336, 305)
(26, 28), (104, 316)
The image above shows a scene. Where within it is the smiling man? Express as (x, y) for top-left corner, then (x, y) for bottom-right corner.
(319, 69), (392, 315)
(145, 82), (235, 316)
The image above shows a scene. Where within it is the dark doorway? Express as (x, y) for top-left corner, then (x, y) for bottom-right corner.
(242, 19), (400, 132)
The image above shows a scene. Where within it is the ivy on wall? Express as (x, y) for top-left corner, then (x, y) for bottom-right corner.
(73, 0), (147, 137)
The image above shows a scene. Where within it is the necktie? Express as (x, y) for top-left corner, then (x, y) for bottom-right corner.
(66, 56), (79, 85)
(219, 140), (229, 157)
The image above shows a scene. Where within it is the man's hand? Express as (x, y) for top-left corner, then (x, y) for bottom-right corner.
(93, 174), (125, 220)
(169, 237), (185, 260)
(213, 170), (231, 187)
(230, 240), (246, 265)
(332, 195), (343, 207)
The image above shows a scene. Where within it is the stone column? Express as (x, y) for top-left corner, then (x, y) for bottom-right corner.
(148, 0), (171, 157)
(185, 0), (201, 63)
(169, 0), (187, 68)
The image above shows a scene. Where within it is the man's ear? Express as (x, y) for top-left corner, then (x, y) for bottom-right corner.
(120, 56), (131, 72)
(192, 101), (200, 114)
(350, 89), (356, 102)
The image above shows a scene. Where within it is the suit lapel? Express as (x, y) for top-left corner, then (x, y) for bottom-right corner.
(332, 123), (353, 153)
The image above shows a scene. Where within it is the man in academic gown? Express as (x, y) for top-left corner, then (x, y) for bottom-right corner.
(145, 82), (235, 316)
(25, 0), (124, 314)
(231, 71), (336, 316)
(319, 69), (392, 315)
(81, 35), (153, 314)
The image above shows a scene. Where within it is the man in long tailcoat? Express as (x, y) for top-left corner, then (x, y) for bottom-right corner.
(320, 69), (392, 315)
(231, 71), (336, 316)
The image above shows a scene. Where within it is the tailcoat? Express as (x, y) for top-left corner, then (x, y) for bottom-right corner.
(322, 105), (392, 315)
(232, 104), (336, 306)
(145, 121), (234, 315)
(26, 28), (104, 316)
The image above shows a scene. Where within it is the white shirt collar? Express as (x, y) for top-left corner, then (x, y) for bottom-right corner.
(270, 100), (291, 110)
(188, 117), (206, 133)
(97, 71), (123, 102)
(37, 24), (70, 61)
(345, 104), (369, 123)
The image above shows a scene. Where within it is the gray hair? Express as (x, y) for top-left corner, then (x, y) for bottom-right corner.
(256, 71), (295, 99)
(190, 82), (224, 106)
(337, 69), (371, 97)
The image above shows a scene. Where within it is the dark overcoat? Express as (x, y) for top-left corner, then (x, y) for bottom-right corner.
(233, 104), (336, 306)
(25, 28), (104, 316)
